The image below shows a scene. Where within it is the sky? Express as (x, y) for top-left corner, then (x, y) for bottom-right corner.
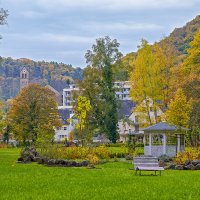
(0, 0), (199, 68)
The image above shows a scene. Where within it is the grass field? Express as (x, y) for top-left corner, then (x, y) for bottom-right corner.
(0, 148), (200, 200)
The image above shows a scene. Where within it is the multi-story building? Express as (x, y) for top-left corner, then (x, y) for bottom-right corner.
(55, 81), (133, 142)
(114, 81), (131, 100)
(62, 84), (79, 107)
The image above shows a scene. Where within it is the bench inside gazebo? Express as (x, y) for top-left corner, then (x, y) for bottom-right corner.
(142, 122), (186, 157)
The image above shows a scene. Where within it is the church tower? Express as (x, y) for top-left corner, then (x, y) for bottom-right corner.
(20, 67), (29, 90)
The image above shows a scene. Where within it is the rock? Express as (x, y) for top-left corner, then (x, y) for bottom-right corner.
(168, 164), (176, 170)
(184, 164), (195, 170)
(76, 162), (82, 167)
(164, 166), (170, 170)
(37, 157), (48, 165)
(17, 157), (23, 162)
(158, 154), (172, 162)
(185, 160), (191, 166)
(47, 159), (56, 166)
(60, 160), (67, 165)
(175, 165), (184, 170)
(34, 157), (42, 163)
(71, 161), (77, 167)
(195, 164), (200, 170)
(18, 147), (40, 163)
(66, 161), (73, 167)
(125, 155), (133, 160)
(81, 160), (89, 166)
(192, 160), (200, 166)
(30, 147), (38, 157)
(23, 156), (32, 163)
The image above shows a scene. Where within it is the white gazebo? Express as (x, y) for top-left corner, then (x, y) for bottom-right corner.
(143, 122), (186, 157)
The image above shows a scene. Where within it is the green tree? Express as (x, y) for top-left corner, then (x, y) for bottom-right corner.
(8, 84), (61, 145)
(83, 36), (122, 143)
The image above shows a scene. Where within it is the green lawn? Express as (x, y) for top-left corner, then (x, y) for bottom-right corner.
(0, 148), (200, 200)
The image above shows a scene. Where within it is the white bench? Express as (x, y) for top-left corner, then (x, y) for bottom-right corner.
(133, 157), (164, 176)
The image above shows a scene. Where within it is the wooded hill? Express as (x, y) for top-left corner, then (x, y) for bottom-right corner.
(0, 57), (82, 100)
(0, 15), (200, 101)
(118, 15), (200, 80)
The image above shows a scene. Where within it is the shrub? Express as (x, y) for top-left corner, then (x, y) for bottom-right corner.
(105, 143), (124, 147)
(87, 154), (99, 165)
(38, 145), (110, 162)
(174, 147), (200, 164)
(0, 143), (7, 148)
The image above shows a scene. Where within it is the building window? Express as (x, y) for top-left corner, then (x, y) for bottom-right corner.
(63, 127), (67, 130)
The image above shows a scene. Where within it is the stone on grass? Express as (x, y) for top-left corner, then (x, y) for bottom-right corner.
(184, 164), (195, 170)
(192, 160), (200, 166)
(47, 159), (56, 166)
(168, 164), (176, 170)
(195, 164), (200, 170)
(185, 160), (190, 166)
(81, 160), (89, 166)
(175, 165), (184, 170)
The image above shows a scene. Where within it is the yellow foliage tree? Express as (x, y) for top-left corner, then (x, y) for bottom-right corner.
(165, 88), (192, 128)
(129, 40), (172, 125)
(74, 96), (92, 145)
(178, 29), (200, 145)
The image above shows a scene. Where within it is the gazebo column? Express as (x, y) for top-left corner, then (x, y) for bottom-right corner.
(149, 133), (152, 155)
(143, 134), (146, 146)
(177, 134), (181, 152)
(163, 134), (167, 155)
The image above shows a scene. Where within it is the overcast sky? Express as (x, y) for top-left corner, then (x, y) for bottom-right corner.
(0, 0), (199, 67)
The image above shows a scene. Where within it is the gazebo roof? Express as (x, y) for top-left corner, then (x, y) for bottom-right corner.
(142, 122), (177, 133)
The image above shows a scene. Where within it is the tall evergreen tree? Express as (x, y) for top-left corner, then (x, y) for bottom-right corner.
(81, 36), (122, 143)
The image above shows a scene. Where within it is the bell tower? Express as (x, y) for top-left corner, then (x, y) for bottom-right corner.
(20, 67), (29, 90)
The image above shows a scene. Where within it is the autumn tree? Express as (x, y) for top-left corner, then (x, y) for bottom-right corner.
(165, 88), (192, 128)
(77, 67), (103, 135)
(8, 84), (61, 145)
(179, 29), (200, 145)
(81, 36), (122, 143)
(129, 40), (172, 126)
(74, 96), (92, 145)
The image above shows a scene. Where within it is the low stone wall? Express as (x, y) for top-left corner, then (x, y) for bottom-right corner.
(165, 160), (200, 170)
(17, 147), (89, 167)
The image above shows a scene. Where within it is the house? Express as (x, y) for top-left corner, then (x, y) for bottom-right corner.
(54, 107), (77, 142)
(118, 98), (164, 143)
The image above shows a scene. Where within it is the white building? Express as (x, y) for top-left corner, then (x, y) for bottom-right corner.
(118, 99), (164, 143)
(55, 82), (134, 142)
(62, 84), (79, 106)
(114, 81), (131, 100)
(54, 107), (77, 142)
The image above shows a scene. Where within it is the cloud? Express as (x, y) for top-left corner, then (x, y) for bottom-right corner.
(35, 0), (198, 10)
(20, 11), (46, 19)
(84, 22), (163, 31)
(6, 33), (94, 44)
